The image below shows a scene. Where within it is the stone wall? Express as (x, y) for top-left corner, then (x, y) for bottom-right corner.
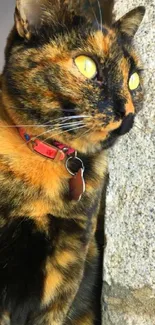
(102, 0), (155, 324)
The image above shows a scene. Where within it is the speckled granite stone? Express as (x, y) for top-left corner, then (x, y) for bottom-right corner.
(102, 0), (155, 324)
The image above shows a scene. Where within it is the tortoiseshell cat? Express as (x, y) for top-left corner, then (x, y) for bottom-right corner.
(0, 0), (145, 324)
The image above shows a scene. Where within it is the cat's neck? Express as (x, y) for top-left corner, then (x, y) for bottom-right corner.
(0, 90), (106, 156)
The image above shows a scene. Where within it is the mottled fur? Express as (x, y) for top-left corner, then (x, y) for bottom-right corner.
(0, 1), (145, 324)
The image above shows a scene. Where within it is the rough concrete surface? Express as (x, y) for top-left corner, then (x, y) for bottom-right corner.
(102, 0), (155, 324)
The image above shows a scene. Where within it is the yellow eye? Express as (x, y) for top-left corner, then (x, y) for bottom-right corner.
(129, 72), (140, 90)
(74, 55), (97, 79)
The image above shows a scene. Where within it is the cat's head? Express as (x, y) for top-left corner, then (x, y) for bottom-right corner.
(2, 0), (145, 153)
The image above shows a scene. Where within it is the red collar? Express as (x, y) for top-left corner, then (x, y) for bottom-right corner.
(18, 127), (75, 161)
(18, 127), (85, 201)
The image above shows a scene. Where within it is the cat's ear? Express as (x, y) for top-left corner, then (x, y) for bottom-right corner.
(15, 0), (45, 39)
(114, 6), (145, 39)
(14, 0), (116, 40)
(14, 0), (95, 39)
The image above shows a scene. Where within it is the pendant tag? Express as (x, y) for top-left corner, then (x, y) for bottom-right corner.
(66, 155), (85, 201)
(69, 168), (85, 201)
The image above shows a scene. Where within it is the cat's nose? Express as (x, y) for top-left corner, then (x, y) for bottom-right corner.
(116, 113), (135, 135)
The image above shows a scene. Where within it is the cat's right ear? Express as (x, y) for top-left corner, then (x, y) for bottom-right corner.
(15, 0), (45, 39)
(114, 6), (145, 40)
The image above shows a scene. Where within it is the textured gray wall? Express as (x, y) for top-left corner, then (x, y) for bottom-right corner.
(102, 1), (155, 324)
(0, 0), (14, 69)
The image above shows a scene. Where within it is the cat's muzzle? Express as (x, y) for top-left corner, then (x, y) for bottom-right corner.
(115, 113), (135, 135)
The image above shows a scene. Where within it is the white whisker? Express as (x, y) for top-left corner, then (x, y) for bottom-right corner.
(96, 0), (103, 31)
(134, 123), (147, 134)
(32, 121), (85, 141)
(88, 0), (100, 30)
(43, 125), (86, 143)
(77, 125), (95, 140)
(0, 114), (91, 128)
(3, 124), (86, 153)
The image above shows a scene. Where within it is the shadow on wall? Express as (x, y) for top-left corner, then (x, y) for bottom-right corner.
(0, 0), (14, 69)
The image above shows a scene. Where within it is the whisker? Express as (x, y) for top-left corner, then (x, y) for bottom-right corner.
(0, 115), (91, 128)
(45, 116), (85, 127)
(0, 125), (49, 128)
(5, 124), (86, 153)
(32, 121), (86, 141)
(43, 125), (86, 143)
(62, 109), (79, 113)
(76, 125), (95, 140)
(134, 124), (147, 134)
(134, 120), (144, 128)
(54, 121), (85, 127)
(43, 114), (88, 125)
(88, 0), (100, 30)
(96, 0), (103, 31)
(36, 114), (91, 126)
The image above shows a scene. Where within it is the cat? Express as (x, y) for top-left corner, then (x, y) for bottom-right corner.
(0, 0), (145, 324)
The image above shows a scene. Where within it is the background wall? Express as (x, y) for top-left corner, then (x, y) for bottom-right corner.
(102, 1), (155, 324)
(0, 0), (14, 69)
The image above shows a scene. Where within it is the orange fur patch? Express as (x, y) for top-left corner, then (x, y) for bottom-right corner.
(73, 311), (95, 325)
(55, 250), (77, 268)
(119, 58), (135, 115)
(43, 263), (63, 306)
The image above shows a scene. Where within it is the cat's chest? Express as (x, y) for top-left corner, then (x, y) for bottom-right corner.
(0, 122), (107, 219)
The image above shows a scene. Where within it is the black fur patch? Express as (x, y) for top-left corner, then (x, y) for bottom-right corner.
(0, 218), (50, 324)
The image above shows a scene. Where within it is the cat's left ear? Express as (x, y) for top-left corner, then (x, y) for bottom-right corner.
(114, 6), (145, 39)
(15, 0), (44, 39)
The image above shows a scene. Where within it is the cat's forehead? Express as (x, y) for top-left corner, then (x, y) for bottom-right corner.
(42, 28), (122, 62)
(28, 26), (134, 88)
(85, 29), (118, 57)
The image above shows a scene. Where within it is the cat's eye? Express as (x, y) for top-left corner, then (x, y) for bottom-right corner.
(129, 72), (140, 90)
(74, 56), (97, 79)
